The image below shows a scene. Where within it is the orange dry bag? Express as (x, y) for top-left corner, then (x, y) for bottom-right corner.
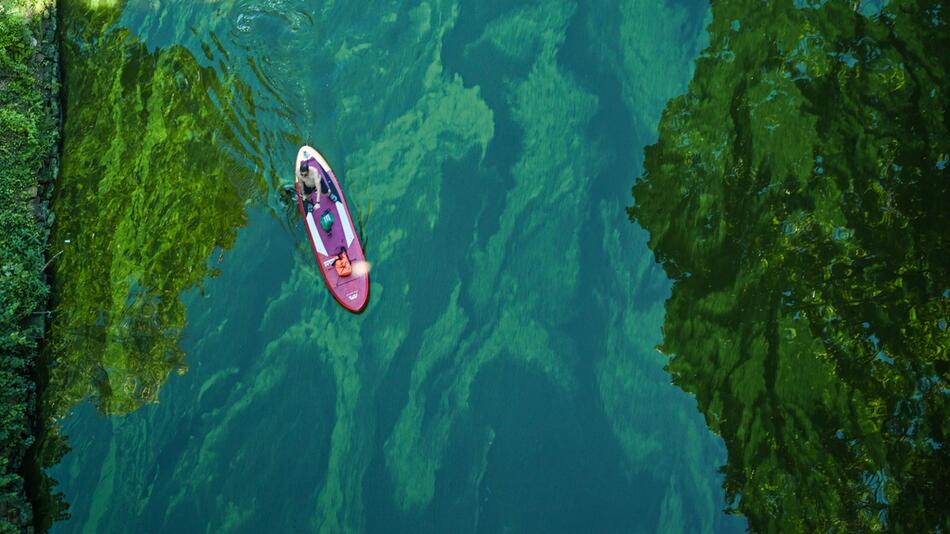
(335, 251), (352, 277)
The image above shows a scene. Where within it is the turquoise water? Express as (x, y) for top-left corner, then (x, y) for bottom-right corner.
(50, 0), (748, 531)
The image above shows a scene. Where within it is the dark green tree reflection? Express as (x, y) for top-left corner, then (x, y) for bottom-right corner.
(49, 0), (261, 417)
(631, 0), (949, 530)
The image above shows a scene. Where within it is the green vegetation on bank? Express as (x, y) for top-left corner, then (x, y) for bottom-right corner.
(0, 0), (64, 530)
(632, 0), (949, 530)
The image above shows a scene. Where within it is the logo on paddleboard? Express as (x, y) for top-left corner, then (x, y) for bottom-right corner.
(347, 291), (359, 301)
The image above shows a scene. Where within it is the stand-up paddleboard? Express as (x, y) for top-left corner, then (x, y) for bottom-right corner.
(295, 145), (369, 313)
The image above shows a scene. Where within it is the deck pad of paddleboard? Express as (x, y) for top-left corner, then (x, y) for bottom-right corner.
(295, 145), (369, 313)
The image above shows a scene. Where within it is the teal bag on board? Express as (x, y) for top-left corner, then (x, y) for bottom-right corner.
(320, 209), (334, 233)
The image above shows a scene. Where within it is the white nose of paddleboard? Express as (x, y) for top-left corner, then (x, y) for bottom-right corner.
(296, 145), (331, 173)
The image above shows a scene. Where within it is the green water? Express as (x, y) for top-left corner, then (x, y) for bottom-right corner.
(45, 0), (950, 530)
(48, 0), (747, 532)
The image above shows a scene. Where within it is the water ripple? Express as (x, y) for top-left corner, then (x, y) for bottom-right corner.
(231, 0), (313, 37)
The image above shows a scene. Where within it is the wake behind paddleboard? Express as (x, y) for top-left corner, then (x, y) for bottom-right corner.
(295, 145), (369, 313)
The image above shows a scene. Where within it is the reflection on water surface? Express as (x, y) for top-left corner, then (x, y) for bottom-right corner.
(632, 0), (949, 530)
(50, 0), (263, 416)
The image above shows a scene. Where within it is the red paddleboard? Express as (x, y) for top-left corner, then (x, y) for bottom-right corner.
(295, 145), (370, 313)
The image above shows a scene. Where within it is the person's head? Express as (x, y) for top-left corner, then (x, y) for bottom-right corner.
(299, 161), (309, 176)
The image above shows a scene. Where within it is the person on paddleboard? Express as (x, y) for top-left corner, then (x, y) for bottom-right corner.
(298, 160), (329, 213)
(298, 160), (341, 212)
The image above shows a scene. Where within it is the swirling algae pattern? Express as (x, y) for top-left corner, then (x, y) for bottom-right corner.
(49, 0), (746, 532)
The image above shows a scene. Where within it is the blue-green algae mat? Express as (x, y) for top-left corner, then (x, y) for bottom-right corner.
(47, 0), (746, 532)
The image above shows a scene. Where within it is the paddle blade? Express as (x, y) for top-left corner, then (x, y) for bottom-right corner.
(351, 260), (372, 278)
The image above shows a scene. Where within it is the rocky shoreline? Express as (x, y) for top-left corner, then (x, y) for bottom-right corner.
(29, 1), (60, 246)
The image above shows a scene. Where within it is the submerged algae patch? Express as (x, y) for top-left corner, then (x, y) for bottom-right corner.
(49, 2), (261, 416)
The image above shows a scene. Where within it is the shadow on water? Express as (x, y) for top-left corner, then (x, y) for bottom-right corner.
(630, 0), (950, 530)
